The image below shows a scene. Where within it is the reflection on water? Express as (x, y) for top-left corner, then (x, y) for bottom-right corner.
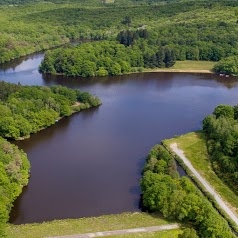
(42, 71), (238, 90)
(0, 53), (44, 74)
(0, 53), (238, 224)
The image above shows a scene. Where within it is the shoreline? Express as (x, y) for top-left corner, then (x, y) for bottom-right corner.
(42, 60), (216, 78)
(143, 69), (214, 74)
(15, 101), (99, 141)
(44, 68), (215, 78)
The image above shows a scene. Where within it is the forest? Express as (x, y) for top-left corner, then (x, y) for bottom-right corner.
(0, 137), (30, 236)
(38, 0), (238, 76)
(0, 0), (203, 5)
(0, 0), (238, 64)
(39, 40), (176, 76)
(203, 104), (238, 195)
(0, 82), (101, 139)
(141, 144), (235, 238)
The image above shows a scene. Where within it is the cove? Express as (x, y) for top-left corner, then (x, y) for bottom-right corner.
(1, 53), (238, 224)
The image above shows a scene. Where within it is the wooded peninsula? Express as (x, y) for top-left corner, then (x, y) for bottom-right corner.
(0, 82), (101, 140)
(0, 0), (238, 75)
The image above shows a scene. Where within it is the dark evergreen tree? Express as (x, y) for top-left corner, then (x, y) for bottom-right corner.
(164, 48), (176, 68)
(117, 30), (137, 46)
(156, 48), (165, 68)
(121, 16), (132, 27)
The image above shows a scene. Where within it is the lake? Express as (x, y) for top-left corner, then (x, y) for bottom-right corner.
(1, 53), (238, 224)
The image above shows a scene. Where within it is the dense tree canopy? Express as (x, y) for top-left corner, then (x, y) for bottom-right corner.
(0, 137), (30, 236)
(178, 228), (198, 238)
(203, 104), (238, 193)
(0, 0), (238, 63)
(39, 40), (177, 77)
(0, 82), (101, 139)
(0, 0), (103, 5)
(32, 0), (238, 77)
(141, 145), (235, 237)
(213, 56), (238, 76)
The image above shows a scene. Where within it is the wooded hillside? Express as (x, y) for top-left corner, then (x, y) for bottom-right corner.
(0, 0), (238, 63)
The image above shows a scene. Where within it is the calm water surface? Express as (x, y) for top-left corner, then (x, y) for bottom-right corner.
(1, 54), (238, 224)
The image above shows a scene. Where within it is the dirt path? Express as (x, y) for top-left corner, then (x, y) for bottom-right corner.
(170, 143), (238, 227)
(46, 224), (180, 238)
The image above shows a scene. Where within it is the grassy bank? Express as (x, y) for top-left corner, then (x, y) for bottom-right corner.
(144, 60), (215, 73)
(163, 131), (238, 216)
(6, 212), (182, 238)
(106, 229), (182, 238)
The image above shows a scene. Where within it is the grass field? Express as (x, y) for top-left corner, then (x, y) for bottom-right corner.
(107, 229), (182, 238)
(172, 61), (216, 70)
(6, 212), (182, 238)
(144, 61), (216, 73)
(163, 131), (238, 216)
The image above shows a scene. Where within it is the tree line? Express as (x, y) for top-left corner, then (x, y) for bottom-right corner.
(0, 137), (30, 236)
(203, 104), (238, 194)
(141, 144), (235, 237)
(213, 56), (238, 76)
(0, 0), (103, 5)
(117, 21), (237, 62)
(0, 0), (238, 64)
(39, 40), (176, 77)
(0, 82), (101, 139)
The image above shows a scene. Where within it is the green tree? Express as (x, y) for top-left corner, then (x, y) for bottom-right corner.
(156, 48), (165, 68)
(109, 63), (122, 75)
(164, 48), (176, 68)
(14, 115), (32, 137)
(80, 60), (97, 77)
(178, 228), (198, 238)
(97, 67), (108, 76)
(121, 16), (131, 27)
(213, 104), (234, 119)
(0, 137), (30, 236)
(0, 104), (12, 117)
(233, 104), (238, 120)
(213, 56), (238, 76)
(0, 117), (20, 139)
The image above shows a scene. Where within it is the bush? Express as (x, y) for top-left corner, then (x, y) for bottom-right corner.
(213, 56), (238, 76)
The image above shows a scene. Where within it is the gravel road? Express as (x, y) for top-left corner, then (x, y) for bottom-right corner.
(46, 224), (180, 238)
(170, 142), (238, 227)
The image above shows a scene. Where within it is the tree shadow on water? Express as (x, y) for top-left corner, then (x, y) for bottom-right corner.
(129, 156), (147, 211)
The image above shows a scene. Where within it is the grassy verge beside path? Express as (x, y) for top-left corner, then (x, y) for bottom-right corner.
(144, 60), (216, 73)
(6, 212), (181, 238)
(106, 229), (182, 238)
(163, 131), (238, 216)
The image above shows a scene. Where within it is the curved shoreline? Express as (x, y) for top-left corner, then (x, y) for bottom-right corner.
(143, 69), (214, 74)
(15, 101), (100, 141)
(41, 60), (216, 78)
(43, 69), (214, 78)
